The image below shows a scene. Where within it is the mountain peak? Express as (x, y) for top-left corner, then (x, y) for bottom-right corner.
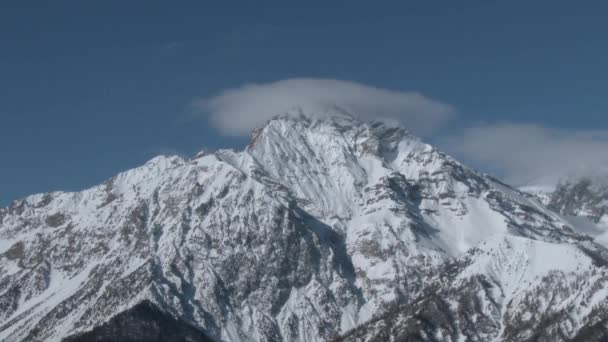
(247, 108), (415, 156)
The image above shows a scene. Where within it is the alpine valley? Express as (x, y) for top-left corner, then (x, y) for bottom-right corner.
(2, 109), (608, 342)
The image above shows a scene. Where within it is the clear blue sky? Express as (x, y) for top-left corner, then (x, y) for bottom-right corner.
(1, 1), (607, 205)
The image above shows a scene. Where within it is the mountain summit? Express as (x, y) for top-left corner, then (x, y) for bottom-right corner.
(1, 114), (608, 341)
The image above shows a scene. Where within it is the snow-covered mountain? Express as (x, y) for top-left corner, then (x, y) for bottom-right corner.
(549, 178), (608, 224)
(2, 109), (608, 342)
(522, 177), (608, 247)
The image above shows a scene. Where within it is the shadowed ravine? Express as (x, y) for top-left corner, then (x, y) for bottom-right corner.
(63, 301), (213, 342)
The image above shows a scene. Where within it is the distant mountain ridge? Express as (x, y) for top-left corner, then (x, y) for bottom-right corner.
(1, 109), (608, 341)
(522, 177), (608, 247)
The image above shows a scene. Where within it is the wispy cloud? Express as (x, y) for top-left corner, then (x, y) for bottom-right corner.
(440, 122), (608, 186)
(190, 78), (455, 137)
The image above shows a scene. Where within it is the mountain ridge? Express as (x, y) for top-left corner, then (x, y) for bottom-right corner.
(1, 112), (608, 341)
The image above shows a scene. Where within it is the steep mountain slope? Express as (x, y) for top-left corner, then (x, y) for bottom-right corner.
(1, 109), (608, 342)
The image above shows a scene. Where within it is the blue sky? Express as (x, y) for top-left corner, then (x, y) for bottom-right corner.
(1, 1), (607, 205)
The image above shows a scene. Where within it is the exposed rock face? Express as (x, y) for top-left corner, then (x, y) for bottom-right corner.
(63, 301), (213, 342)
(1, 111), (608, 342)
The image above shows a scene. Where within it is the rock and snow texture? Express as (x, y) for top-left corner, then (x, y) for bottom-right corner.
(523, 177), (608, 247)
(1, 111), (608, 341)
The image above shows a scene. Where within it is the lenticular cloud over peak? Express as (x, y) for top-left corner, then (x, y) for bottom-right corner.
(192, 78), (455, 136)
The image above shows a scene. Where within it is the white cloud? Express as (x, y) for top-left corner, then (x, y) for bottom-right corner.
(191, 78), (455, 136)
(441, 123), (608, 186)
(192, 78), (608, 187)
